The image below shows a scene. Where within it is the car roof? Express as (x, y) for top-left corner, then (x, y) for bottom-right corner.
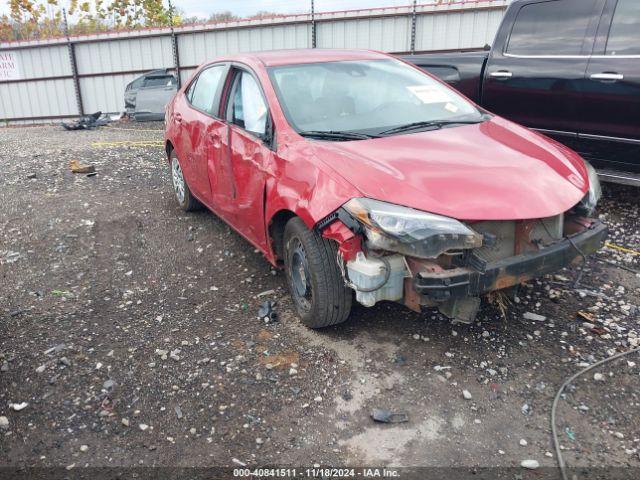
(217, 49), (390, 67)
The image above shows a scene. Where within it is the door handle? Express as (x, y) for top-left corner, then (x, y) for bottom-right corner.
(590, 72), (624, 82)
(174, 113), (182, 123)
(490, 70), (513, 79)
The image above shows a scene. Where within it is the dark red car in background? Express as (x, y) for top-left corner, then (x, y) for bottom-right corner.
(164, 49), (606, 328)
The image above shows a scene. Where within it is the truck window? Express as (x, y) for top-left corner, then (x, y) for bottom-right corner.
(605, 0), (640, 56)
(506, 0), (599, 56)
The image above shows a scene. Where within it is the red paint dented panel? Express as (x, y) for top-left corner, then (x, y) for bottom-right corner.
(321, 221), (362, 262)
(165, 49), (592, 267)
(312, 117), (588, 221)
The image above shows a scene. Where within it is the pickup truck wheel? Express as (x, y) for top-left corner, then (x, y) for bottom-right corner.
(283, 217), (352, 328)
(170, 152), (201, 212)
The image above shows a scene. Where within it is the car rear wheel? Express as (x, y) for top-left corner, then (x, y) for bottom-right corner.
(170, 151), (201, 212)
(283, 217), (352, 328)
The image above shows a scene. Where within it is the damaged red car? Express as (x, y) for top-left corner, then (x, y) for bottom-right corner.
(164, 49), (607, 328)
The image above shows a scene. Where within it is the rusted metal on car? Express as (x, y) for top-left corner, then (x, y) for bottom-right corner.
(403, 277), (422, 313)
(514, 220), (537, 255)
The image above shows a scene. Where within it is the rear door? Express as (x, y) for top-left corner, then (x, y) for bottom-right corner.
(175, 64), (228, 204)
(133, 75), (178, 121)
(577, 0), (640, 172)
(221, 67), (274, 250)
(125, 75), (144, 113)
(481, 0), (605, 148)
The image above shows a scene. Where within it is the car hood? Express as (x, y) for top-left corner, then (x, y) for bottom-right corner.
(311, 117), (589, 221)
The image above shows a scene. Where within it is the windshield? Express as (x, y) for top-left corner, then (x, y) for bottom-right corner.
(269, 59), (485, 137)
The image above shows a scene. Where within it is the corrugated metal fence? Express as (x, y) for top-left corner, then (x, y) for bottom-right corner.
(0, 0), (508, 124)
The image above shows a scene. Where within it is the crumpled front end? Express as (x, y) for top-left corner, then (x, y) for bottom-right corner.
(318, 165), (607, 324)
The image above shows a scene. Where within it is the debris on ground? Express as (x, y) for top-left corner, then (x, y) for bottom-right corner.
(257, 289), (276, 298)
(565, 427), (576, 441)
(577, 310), (596, 322)
(523, 312), (546, 322)
(520, 459), (540, 469)
(9, 402), (28, 412)
(370, 408), (409, 424)
(69, 159), (96, 174)
(258, 301), (278, 323)
(1, 250), (21, 264)
(61, 111), (110, 131)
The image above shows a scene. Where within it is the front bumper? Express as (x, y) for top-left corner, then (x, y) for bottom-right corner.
(414, 221), (607, 301)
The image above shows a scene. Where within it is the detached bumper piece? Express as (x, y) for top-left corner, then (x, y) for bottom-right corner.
(414, 221), (607, 302)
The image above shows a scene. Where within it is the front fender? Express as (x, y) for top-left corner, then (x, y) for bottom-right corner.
(264, 148), (361, 260)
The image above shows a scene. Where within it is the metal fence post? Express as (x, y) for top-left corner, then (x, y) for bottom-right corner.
(311, 0), (317, 48)
(410, 0), (418, 54)
(168, 0), (182, 88)
(63, 9), (85, 116)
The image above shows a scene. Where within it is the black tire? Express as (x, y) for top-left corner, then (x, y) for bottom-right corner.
(169, 150), (201, 212)
(283, 217), (352, 328)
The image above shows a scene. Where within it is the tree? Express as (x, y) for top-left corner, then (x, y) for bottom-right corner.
(0, 0), (178, 41)
(208, 11), (239, 22)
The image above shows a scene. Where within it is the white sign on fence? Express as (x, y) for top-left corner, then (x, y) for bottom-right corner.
(0, 52), (20, 80)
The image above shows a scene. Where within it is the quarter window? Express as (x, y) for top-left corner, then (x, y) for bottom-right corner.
(606, 0), (640, 56)
(230, 71), (268, 136)
(506, 0), (599, 56)
(188, 65), (225, 115)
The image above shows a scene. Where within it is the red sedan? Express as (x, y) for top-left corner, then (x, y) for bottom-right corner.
(164, 49), (606, 328)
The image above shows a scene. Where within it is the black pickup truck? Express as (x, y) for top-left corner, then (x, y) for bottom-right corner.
(404, 0), (640, 185)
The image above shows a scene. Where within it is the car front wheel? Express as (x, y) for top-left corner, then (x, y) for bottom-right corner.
(170, 151), (201, 212)
(283, 217), (352, 328)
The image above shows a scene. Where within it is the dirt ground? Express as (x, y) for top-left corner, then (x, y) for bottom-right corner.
(1, 122), (639, 477)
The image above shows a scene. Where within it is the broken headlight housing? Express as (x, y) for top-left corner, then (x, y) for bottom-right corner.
(343, 198), (483, 259)
(576, 162), (602, 216)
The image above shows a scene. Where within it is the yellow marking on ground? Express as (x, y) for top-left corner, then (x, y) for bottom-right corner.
(605, 242), (640, 256)
(91, 140), (164, 147)
(103, 126), (164, 133)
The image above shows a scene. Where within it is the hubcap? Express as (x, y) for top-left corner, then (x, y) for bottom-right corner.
(171, 158), (185, 204)
(290, 239), (312, 311)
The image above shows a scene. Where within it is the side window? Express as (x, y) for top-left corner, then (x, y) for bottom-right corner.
(188, 65), (225, 115)
(606, 0), (640, 56)
(143, 75), (176, 88)
(130, 76), (145, 91)
(506, 0), (599, 56)
(230, 71), (268, 136)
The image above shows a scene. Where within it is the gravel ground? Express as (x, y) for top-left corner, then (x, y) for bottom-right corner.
(1, 122), (639, 477)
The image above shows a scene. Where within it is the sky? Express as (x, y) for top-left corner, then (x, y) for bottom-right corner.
(178, 1), (411, 18)
(0, 0), (413, 19)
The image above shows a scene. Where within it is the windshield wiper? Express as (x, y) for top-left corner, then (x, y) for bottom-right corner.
(298, 130), (380, 141)
(379, 119), (485, 136)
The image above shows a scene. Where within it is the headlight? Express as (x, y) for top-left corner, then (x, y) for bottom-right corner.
(342, 198), (483, 258)
(577, 162), (602, 216)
